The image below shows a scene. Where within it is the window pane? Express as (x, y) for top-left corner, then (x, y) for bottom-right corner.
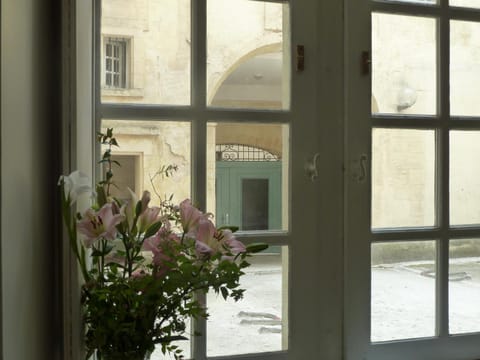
(449, 239), (480, 334)
(242, 179), (269, 230)
(207, 247), (288, 356)
(372, 241), (436, 342)
(207, 0), (290, 110)
(113, 74), (120, 87)
(207, 123), (289, 232)
(372, 129), (436, 229)
(450, 20), (480, 116)
(101, 119), (191, 203)
(450, 0), (480, 8)
(101, 0), (191, 104)
(450, 131), (480, 225)
(372, 13), (436, 115)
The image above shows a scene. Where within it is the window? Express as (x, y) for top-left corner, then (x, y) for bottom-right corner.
(346, 0), (480, 359)
(103, 37), (129, 89)
(95, 1), (305, 359)
(70, 0), (480, 359)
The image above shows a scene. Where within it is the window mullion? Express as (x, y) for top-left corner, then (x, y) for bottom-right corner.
(436, 2), (450, 338)
(191, 0), (208, 359)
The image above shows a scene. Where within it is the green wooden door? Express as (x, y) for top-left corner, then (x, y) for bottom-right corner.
(215, 161), (282, 231)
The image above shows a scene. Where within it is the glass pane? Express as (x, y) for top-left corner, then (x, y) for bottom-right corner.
(242, 179), (269, 230)
(372, 129), (436, 229)
(101, 119), (191, 204)
(101, 0), (191, 104)
(450, 0), (480, 8)
(451, 21), (480, 116)
(207, 0), (290, 110)
(450, 131), (480, 225)
(371, 241), (436, 342)
(207, 122), (289, 232)
(372, 13), (436, 115)
(207, 247), (288, 356)
(113, 74), (120, 87)
(449, 239), (480, 334)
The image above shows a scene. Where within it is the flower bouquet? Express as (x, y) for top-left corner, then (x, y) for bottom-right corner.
(59, 129), (266, 360)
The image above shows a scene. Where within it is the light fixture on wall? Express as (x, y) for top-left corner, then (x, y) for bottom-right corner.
(396, 85), (418, 112)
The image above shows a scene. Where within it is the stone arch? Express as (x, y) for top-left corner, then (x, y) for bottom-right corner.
(207, 43), (283, 105)
(210, 43), (285, 157)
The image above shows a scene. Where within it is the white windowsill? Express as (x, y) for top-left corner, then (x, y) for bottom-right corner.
(102, 87), (144, 98)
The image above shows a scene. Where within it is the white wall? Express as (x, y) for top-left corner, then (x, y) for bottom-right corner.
(1, 0), (58, 358)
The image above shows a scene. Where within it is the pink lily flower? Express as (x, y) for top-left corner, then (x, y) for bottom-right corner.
(138, 206), (161, 233)
(179, 199), (203, 233)
(221, 229), (246, 254)
(77, 203), (124, 247)
(143, 226), (180, 276)
(194, 216), (217, 256)
(143, 233), (169, 265)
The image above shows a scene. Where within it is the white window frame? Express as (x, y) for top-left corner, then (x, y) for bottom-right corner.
(345, 1), (480, 359)
(94, 1), (297, 360)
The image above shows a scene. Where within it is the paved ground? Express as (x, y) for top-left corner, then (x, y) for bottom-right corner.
(151, 256), (480, 358)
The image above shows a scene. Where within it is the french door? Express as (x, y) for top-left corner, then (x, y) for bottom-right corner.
(346, 0), (480, 359)
(79, 0), (480, 358)
(93, 0), (344, 359)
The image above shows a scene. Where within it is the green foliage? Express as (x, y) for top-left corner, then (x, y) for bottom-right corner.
(82, 239), (249, 360)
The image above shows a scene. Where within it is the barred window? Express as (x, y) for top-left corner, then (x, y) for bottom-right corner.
(104, 37), (128, 88)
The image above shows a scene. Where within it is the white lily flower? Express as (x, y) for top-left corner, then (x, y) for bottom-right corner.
(58, 170), (93, 204)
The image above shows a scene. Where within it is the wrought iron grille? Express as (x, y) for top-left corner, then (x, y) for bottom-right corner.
(216, 144), (280, 162)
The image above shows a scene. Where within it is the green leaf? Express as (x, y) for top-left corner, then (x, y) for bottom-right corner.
(91, 249), (104, 257)
(144, 221), (163, 238)
(220, 286), (229, 300)
(104, 243), (114, 254)
(217, 225), (239, 233)
(246, 242), (269, 254)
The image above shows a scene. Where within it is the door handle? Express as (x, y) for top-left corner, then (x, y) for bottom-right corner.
(305, 153), (320, 182)
(352, 153), (368, 183)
